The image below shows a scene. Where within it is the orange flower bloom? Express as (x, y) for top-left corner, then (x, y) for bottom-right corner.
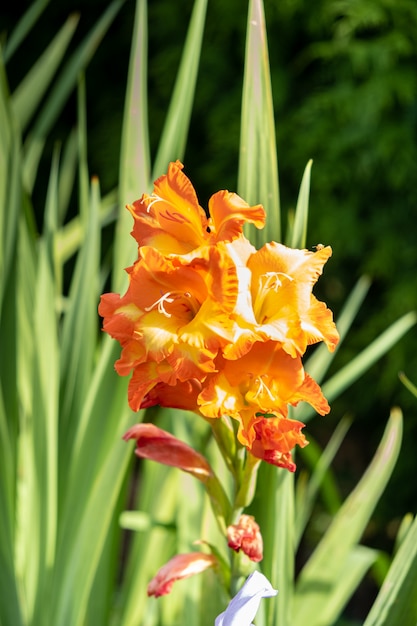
(224, 241), (339, 360)
(128, 160), (265, 256)
(100, 162), (339, 472)
(227, 514), (263, 562)
(250, 415), (308, 472)
(99, 244), (244, 410)
(147, 552), (217, 597)
(198, 342), (329, 445)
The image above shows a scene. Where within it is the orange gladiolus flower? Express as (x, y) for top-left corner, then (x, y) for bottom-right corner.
(198, 342), (329, 444)
(100, 161), (339, 472)
(99, 244), (245, 411)
(227, 514), (263, 562)
(128, 160), (265, 255)
(147, 552), (217, 597)
(223, 241), (339, 360)
(248, 242), (339, 356)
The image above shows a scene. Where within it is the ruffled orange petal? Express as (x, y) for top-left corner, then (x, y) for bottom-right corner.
(250, 415), (308, 472)
(248, 242), (339, 356)
(127, 361), (164, 411)
(141, 379), (202, 412)
(198, 368), (245, 419)
(208, 190), (265, 241)
(302, 296), (340, 351)
(128, 160), (208, 254)
(288, 371), (330, 416)
(198, 342), (330, 450)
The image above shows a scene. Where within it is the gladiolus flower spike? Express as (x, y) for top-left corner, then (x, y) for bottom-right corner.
(99, 160), (339, 472)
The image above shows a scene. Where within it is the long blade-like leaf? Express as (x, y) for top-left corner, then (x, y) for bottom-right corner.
(3, 0), (50, 63)
(0, 57), (22, 309)
(287, 160), (312, 249)
(59, 170), (100, 475)
(295, 415), (351, 545)
(23, 0), (123, 191)
(321, 312), (417, 409)
(239, 0), (280, 246)
(12, 14), (79, 132)
(363, 514), (417, 626)
(251, 465), (294, 626)
(21, 150), (60, 624)
(114, 0), (151, 291)
(293, 408), (403, 626)
(151, 0), (208, 180)
(297, 307), (415, 424)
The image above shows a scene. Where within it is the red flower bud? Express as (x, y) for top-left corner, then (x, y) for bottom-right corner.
(123, 423), (213, 482)
(227, 514), (263, 562)
(148, 552), (217, 597)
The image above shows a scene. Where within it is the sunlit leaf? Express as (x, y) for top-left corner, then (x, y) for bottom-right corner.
(293, 409), (402, 626)
(286, 160), (312, 249)
(363, 514), (417, 626)
(151, 0), (208, 180)
(239, 0), (280, 246)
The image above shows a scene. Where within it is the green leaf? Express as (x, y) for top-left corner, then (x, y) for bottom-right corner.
(51, 423), (132, 626)
(119, 510), (151, 532)
(286, 159), (312, 249)
(251, 466), (294, 626)
(239, 0), (280, 246)
(2, 0), (50, 63)
(0, 57), (22, 309)
(307, 545), (378, 626)
(399, 371), (417, 399)
(119, 466), (180, 626)
(0, 386), (23, 626)
(363, 514), (417, 626)
(151, 0), (208, 180)
(302, 275), (371, 391)
(16, 151), (60, 624)
(12, 14), (79, 133)
(295, 415), (351, 545)
(55, 188), (116, 267)
(114, 0), (151, 291)
(57, 128), (78, 224)
(59, 173), (101, 473)
(321, 312), (417, 409)
(293, 408), (403, 626)
(22, 0), (124, 191)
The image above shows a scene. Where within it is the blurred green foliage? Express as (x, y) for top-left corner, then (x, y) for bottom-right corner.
(2, 0), (416, 581)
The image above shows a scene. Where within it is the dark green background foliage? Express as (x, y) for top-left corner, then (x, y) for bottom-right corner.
(2, 0), (417, 593)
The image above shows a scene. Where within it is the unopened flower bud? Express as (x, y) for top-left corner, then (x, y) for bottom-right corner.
(227, 514), (263, 562)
